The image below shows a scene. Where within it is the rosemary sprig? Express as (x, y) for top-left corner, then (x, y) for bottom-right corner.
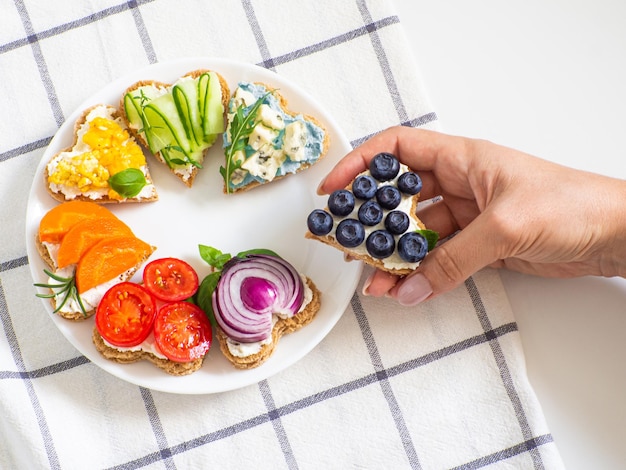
(34, 269), (88, 317)
(221, 92), (272, 193)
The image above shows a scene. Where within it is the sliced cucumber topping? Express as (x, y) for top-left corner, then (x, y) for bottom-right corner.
(173, 78), (203, 148)
(203, 72), (224, 136)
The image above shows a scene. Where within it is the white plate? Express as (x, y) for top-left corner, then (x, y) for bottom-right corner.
(26, 57), (362, 394)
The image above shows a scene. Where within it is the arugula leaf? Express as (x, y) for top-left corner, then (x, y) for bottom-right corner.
(416, 229), (440, 251)
(34, 269), (87, 317)
(221, 92), (272, 193)
(108, 168), (147, 198)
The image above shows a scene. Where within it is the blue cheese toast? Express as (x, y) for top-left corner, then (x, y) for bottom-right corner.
(221, 82), (329, 193)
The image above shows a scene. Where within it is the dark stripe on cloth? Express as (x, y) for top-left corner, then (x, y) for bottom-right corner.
(259, 379), (299, 469)
(351, 292), (422, 470)
(0, 278), (61, 469)
(13, 0), (64, 127)
(465, 276), (546, 470)
(451, 434), (555, 470)
(139, 387), (176, 470)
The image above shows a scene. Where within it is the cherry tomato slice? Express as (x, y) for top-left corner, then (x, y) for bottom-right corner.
(142, 257), (199, 302)
(154, 302), (212, 363)
(96, 282), (156, 347)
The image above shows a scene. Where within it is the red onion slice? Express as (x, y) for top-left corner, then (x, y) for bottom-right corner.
(212, 254), (304, 343)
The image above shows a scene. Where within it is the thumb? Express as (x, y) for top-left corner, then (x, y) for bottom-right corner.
(391, 218), (501, 306)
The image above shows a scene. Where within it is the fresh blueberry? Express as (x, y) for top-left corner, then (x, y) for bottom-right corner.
(335, 219), (365, 248)
(328, 189), (355, 216)
(376, 185), (401, 210)
(366, 230), (395, 259)
(358, 200), (383, 226)
(397, 232), (428, 263)
(369, 153), (400, 181)
(384, 210), (410, 234)
(397, 171), (422, 195)
(307, 209), (333, 235)
(352, 175), (378, 200)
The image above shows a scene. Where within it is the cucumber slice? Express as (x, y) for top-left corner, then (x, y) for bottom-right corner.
(143, 93), (192, 155)
(198, 73), (209, 124)
(123, 93), (142, 128)
(173, 78), (203, 148)
(202, 72), (225, 137)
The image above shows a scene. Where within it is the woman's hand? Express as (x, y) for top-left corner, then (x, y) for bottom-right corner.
(318, 127), (626, 306)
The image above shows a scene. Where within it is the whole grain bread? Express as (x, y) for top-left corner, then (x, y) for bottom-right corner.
(216, 277), (321, 369)
(45, 104), (159, 204)
(119, 69), (230, 188)
(92, 328), (204, 376)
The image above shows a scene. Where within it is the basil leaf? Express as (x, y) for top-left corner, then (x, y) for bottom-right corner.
(195, 272), (221, 328)
(198, 244), (231, 270)
(236, 248), (280, 259)
(416, 229), (440, 252)
(108, 168), (147, 198)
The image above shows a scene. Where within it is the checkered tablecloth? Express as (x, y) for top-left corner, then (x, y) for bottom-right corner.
(0, 0), (564, 468)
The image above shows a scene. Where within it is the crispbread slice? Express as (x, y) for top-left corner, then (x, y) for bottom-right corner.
(216, 277), (321, 369)
(119, 69), (230, 188)
(306, 163), (427, 276)
(45, 104), (159, 204)
(222, 82), (330, 194)
(36, 239), (155, 321)
(92, 328), (204, 376)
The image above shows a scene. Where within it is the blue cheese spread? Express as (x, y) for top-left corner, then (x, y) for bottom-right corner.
(223, 82), (326, 192)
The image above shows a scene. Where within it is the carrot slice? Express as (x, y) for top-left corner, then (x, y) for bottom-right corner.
(39, 201), (117, 244)
(76, 236), (155, 293)
(57, 217), (135, 269)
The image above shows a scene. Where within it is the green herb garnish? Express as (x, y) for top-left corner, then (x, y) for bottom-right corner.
(108, 168), (147, 198)
(416, 229), (440, 251)
(34, 269), (87, 317)
(195, 245), (280, 325)
(220, 92), (272, 193)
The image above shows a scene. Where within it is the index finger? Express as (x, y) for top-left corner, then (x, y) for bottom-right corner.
(317, 127), (463, 195)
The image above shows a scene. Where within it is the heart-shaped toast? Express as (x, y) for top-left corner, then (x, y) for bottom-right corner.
(221, 82), (329, 194)
(306, 153), (437, 276)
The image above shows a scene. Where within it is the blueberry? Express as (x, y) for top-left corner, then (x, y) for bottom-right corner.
(376, 185), (401, 210)
(307, 209), (333, 236)
(335, 219), (365, 248)
(352, 175), (378, 200)
(366, 230), (395, 259)
(397, 172), (422, 195)
(369, 153), (400, 181)
(397, 232), (428, 263)
(328, 189), (355, 216)
(384, 210), (410, 234)
(358, 200), (383, 226)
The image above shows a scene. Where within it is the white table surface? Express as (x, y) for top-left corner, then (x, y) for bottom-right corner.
(393, 1), (626, 469)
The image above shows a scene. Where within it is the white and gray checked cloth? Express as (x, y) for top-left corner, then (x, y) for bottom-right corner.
(0, 1), (565, 469)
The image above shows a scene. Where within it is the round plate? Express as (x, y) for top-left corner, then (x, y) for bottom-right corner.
(26, 57), (362, 394)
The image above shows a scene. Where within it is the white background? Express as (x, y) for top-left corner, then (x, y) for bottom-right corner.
(393, 1), (626, 468)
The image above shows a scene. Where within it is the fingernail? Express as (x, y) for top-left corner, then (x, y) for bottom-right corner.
(316, 176), (328, 195)
(361, 273), (374, 296)
(396, 273), (432, 306)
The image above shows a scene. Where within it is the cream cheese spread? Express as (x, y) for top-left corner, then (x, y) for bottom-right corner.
(47, 105), (157, 201)
(330, 164), (422, 271)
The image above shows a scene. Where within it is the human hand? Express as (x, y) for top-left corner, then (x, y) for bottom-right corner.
(317, 127), (626, 306)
